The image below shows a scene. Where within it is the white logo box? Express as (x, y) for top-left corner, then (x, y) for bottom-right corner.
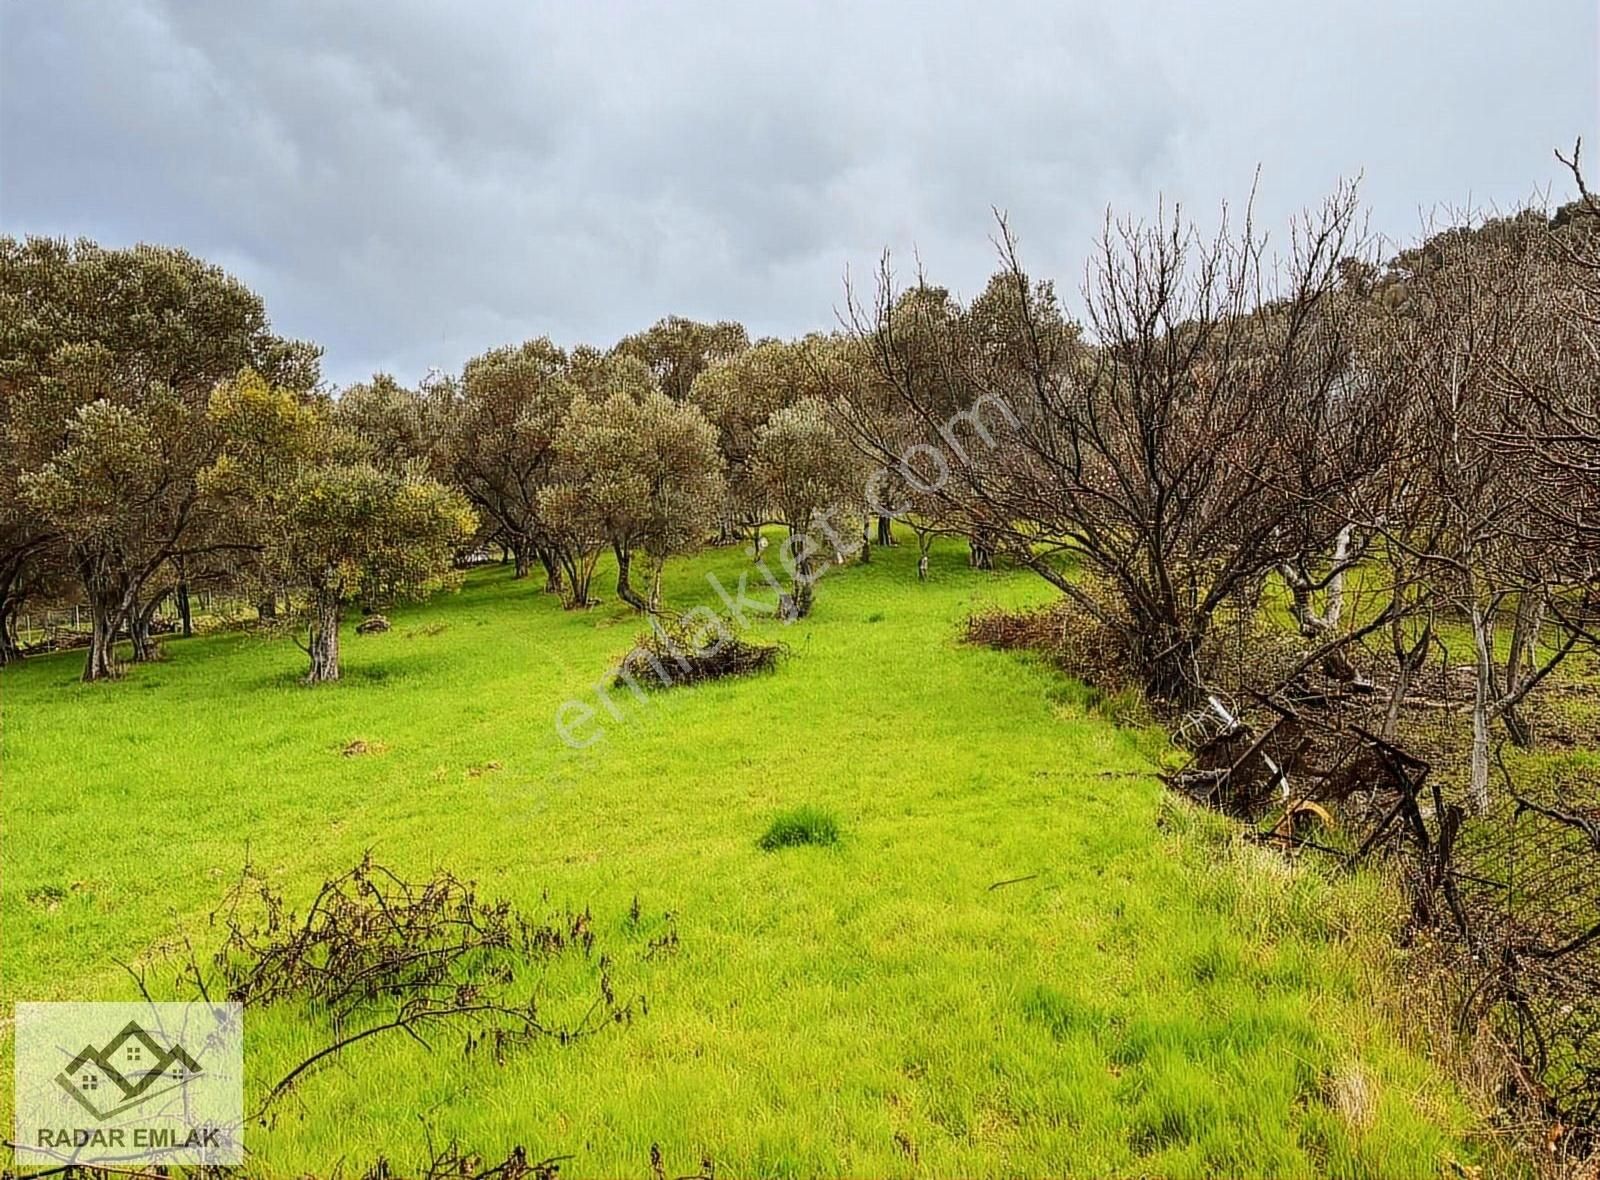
(13, 1001), (244, 1166)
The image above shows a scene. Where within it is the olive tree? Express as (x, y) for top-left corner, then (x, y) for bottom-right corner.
(333, 373), (436, 472)
(437, 339), (569, 584)
(690, 334), (848, 542)
(611, 316), (749, 401)
(0, 416), (55, 664)
(557, 390), (726, 611)
(1, 235), (318, 680)
(206, 370), (476, 683)
(750, 396), (862, 617)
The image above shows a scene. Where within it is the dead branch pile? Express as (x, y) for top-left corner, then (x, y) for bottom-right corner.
(362, 1138), (570, 1180)
(208, 855), (648, 1119)
(966, 587), (1316, 708)
(614, 613), (781, 690)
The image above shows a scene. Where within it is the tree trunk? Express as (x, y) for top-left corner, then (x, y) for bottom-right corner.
(968, 535), (993, 570)
(1499, 590), (1543, 750)
(512, 539), (531, 579)
(176, 578), (193, 637)
(614, 542), (647, 612)
(1468, 602), (1494, 815)
(538, 548), (563, 595)
(258, 592), (278, 620)
(556, 551), (595, 609)
(647, 560), (664, 613)
(1382, 614), (1431, 741)
(130, 591), (167, 662)
(790, 554), (815, 618)
(0, 596), (20, 666)
(83, 592), (119, 682)
(130, 614), (152, 661)
(306, 594), (343, 683)
(876, 516), (894, 546)
(1280, 526), (1352, 639)
(1131, 612), (1205, 707)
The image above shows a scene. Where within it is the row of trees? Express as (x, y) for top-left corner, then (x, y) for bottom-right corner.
(4, 155), (1596, 759)
(0, 246), (875, 681)
(829, 154), (1599, 812)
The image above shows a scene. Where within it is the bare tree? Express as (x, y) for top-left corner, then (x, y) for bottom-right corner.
(840, 188), (1384, 704)
(1359, 203), (1583, 810)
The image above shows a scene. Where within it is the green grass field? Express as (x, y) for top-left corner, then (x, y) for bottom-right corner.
(1, 536), (1487, 1177)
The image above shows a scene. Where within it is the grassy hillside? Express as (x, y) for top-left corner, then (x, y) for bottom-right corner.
(0, 536), (1484, 1177)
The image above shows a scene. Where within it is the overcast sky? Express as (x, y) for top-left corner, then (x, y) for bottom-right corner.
(3, 2), (1596, 386)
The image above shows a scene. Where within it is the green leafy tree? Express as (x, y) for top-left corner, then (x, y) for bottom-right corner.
(1, 235), (318, 679)
(751, 396), (862, 617)
(206, 371), (476, 683)
(546, 389), (725, 612)
(437, 339), (569, 585)
(333, 373), (436, 472)
(612, 315), (749, 401)
(689, 334), (841, 541)
(0, 409), (56, 664)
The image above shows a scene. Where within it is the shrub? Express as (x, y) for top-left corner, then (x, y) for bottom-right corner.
(758, 805), (840, 851)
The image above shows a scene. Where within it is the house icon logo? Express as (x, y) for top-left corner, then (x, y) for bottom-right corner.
(55, 1021), (204, 1122)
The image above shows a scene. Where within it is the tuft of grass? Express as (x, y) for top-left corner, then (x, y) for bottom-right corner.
(758, 805), (840, 851)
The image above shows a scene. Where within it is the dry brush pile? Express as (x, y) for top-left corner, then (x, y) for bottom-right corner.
(613, 612), (783, 691)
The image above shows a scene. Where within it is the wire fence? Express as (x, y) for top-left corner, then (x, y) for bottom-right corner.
(13, 591), (268, 647)
(1166, 674), (1600, 1164)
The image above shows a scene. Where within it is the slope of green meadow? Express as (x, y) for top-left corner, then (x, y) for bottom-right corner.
(0, 536), (1483, 1177)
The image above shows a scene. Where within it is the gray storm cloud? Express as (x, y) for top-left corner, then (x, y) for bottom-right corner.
(2, 0), (1594, 385)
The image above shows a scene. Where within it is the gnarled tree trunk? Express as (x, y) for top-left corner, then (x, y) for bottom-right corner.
(538, 548), (563, 595)
(614, 542), (647, 612)
(1498, 590), (1544, 750)
(83, 591), (120, 682)
(306, 592), (342, 683)
(0, 567), (22, 665)
(129, 590), (169, 662)
(647, 560), (664, 613)
(788, 549), (815, 618)
(1128, 607), (1207, 708)
(555, 549), (597, 609)
(1280, 525), (1353, 639)
(0, 598), (20, 666)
